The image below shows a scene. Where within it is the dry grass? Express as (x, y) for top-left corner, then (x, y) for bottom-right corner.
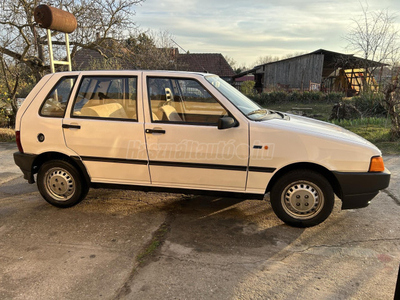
(0, 128), (15, 142)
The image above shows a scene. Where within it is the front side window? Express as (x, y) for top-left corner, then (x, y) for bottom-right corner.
(72, 76), (137, 120)
(40, 76), (77, 117)
(148, 77), (227, 124)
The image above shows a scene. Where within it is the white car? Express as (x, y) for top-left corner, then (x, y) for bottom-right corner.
(13, 70), (390, 227)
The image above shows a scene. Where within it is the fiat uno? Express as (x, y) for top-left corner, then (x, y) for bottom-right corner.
(13, 70), (391, 227)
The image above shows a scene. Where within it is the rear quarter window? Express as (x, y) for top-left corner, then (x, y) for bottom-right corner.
(40, 76), (77, 117)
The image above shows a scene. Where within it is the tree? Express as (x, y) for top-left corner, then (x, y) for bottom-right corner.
(76, 30), (179, 71)
(241, 80), (255, 95)
(0, 0), (143, 125)
(253, 55), (280, 67)
(124, 30), (178, 70)
(383, 64), (400, 138)
(224, 55), (236, 70)
(345, 2), (400, 138)
(345, 2), (400, 76)
(282, 52), (308, 59)
(224, 55), (248, 74)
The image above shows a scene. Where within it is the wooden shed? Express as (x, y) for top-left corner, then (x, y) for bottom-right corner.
(236, 49), (386, 95)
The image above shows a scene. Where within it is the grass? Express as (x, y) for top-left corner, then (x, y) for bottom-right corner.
(0, 128), (15, 142)
(330, 118), (400, 155)
(136, 223), (169, 265)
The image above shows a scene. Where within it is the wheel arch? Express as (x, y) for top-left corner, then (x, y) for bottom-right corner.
(32, 152), (90, 186)
(265, 162), (342, 199)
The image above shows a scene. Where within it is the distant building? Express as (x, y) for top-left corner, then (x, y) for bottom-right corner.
(234, 49), (386, 96)
(177, 53), (235, 82)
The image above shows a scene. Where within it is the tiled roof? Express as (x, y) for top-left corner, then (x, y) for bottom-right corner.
(73, 48), (105, 69)
(177, 53), (235, 77)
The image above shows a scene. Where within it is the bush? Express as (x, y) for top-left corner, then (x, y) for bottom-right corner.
(0, 128), (15, 142)
(352, 92), (387, 117)
(241, 81), (255, 95)
(326, 92), (344, 103)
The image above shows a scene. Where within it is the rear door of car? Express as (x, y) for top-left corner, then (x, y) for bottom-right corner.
(63, 72), (150, 185)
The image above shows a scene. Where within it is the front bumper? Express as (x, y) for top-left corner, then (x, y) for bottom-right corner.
(333, 168), (391, 209)
(13, 152), (37, 184)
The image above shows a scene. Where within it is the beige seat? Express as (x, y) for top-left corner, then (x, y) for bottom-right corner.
(81, 103), (128, 119)
(160, 105), (182, 121)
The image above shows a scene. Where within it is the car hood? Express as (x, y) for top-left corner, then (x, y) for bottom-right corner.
(266, 114), (378, 149)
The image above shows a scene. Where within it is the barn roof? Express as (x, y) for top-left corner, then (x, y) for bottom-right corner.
(233, 49), (387, 80)
(309, 49), (387, 77)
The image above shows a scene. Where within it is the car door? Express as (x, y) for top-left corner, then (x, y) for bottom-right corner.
(63, 73), (150, 185)
(144, 74), (248, 191)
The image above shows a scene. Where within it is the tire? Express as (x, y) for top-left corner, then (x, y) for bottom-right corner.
(270, 169), (334, 227)
(37, 160), (89, 208)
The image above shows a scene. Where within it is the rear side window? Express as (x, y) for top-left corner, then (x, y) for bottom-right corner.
(72, 76), (137, 120)
(40, 76), (77, 117)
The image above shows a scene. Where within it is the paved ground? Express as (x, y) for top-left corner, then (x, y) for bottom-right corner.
(1, 142), (399, 299)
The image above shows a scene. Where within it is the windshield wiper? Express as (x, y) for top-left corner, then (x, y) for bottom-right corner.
(269, 110), (285, 118)
(247, 109), (269, 116)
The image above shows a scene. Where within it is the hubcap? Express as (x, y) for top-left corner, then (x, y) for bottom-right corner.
(281, 180), (324, 220)
(45, 168), (75, 201)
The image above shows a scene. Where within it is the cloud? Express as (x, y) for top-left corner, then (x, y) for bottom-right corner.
(134, 0), (400, 67)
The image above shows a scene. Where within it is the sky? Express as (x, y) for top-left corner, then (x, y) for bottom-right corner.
(133, 0), (400, 68)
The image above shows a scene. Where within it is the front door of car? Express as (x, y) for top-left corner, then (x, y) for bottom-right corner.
(63, 74), (150, 185)
(144, 76), (248, 191)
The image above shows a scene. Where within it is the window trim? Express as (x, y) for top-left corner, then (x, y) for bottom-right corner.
(70, 75), (139, 122)
(39, 76), (77, 118)
(146, 76), (238, 126)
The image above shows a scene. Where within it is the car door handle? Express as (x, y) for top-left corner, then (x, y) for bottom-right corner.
(145, 128), (165, 134)
(62, 124), (81, 129)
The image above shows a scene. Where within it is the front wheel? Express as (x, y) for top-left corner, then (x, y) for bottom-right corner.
(37, 160), (88, 208)
(270, 170), (335, 227)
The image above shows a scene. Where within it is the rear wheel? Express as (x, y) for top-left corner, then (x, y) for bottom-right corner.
(37, 160), (88, 208)
(270, 170), (334, 227)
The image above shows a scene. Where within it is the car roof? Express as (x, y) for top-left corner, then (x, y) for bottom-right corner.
(49, 70), (216, 77)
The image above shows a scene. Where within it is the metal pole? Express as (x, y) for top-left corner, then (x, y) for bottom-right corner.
(65, 33), (72, 71)
(47, 29), (55, 73)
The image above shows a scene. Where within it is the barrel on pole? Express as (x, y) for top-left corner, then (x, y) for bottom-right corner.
(34, 5), (77, 34)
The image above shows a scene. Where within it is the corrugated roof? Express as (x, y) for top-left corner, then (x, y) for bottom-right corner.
(254, 49), (387, 69)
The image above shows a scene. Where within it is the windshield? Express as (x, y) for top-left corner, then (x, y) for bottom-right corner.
(205, 75), (278, 120)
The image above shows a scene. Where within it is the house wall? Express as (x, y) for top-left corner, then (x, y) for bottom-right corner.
(258, 54), (324, 90)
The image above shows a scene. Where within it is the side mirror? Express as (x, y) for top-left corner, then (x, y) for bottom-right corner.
(218, 116), (236, 130)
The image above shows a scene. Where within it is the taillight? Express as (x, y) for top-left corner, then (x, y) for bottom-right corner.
(16, 131), (24, 153)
